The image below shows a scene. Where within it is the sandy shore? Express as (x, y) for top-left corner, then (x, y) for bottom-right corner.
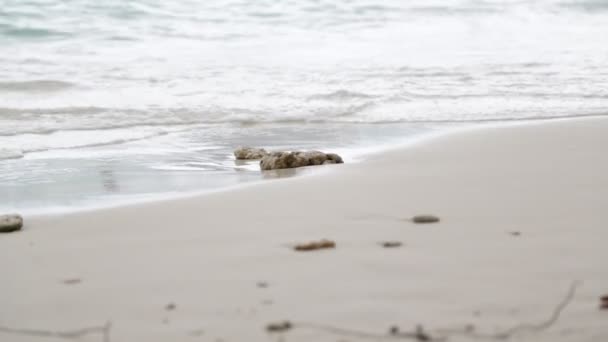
(1, 117), (607, 342)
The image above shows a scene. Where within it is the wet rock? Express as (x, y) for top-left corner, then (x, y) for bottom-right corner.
(234, 147), (268, 160)
(0, 214), (23, 233)
(260, 151), (343, 170)
(294, 239), (336, 251)
(412, 215), (440, 224)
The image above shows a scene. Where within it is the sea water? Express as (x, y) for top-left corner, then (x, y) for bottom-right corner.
(1, 0), (607, 213)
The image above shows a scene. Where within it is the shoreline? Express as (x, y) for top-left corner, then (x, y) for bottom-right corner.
(11, 115), (599, 218)
(2, 116), (608, 341)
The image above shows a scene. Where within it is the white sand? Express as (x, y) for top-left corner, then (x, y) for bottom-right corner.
(1, 117), (607, 342)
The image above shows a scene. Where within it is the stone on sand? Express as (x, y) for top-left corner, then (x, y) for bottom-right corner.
(412, 215), (440, 223)
(0, 214), (23, 233)
(234, 147), (268, 160)
(260, 151), (343, 170)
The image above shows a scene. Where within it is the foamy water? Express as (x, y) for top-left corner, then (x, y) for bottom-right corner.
(1, 0), (608, 212)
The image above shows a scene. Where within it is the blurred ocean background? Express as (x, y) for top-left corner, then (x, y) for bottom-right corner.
(1, 0), (608, 213)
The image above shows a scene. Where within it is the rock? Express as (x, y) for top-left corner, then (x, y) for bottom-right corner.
(260, 151), (343, 170)
(294, 239), (336, 251)
(0, 214), (23, 233)
(165, 303), (176, 311)
(234, 147), (268, 160)
(412, 215), (440, 224)
(326, 153), (343, 163)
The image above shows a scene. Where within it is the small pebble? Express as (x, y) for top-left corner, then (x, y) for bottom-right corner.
(389, 325), (400, 335)
(380, 241), (403, 248)
(600, 295), (608, 310)
(412, 215), (440, 224)
(0, 213), (23, 233)
(257, 281), (269, 288)
(62, 278), (82, 285)
(509, 231), (521, 236)
(266, 321), (292, 332)
(189, 329), (205, 337)
(165, 303), (176, 311)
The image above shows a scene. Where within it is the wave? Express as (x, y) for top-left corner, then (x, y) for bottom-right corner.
(2, 110), (607, 161)
(0, 80), (77, 92)
(0, 26), (72, 39)
(308, 90), (375, 100)
(560, 1), (608, 12)
(0, 126), (184, 160)
(0, 149), (24, 160)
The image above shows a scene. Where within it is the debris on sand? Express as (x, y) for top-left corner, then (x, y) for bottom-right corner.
(294, 239), (336, 251)
(380, 241), (403, 248)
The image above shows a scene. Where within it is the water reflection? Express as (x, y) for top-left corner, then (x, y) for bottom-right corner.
(100, 168), (119, 193)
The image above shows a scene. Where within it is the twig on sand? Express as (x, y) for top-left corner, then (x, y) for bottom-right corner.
(0, 321), (112, 342)
(438, 280), (581, 340)
(267, 281), (580, 341)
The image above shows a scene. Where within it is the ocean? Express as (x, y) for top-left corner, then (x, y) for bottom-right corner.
(1, 0), (608, 213)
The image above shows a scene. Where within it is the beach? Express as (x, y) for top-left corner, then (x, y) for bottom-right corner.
(1, 117), (607, 341)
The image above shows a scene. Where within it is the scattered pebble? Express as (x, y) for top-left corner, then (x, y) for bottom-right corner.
(380, 241), (403, 248)
(389, 326), (400, 335)
(600, 295), (608, 310)
(412, 215), (440, 224)
(389, 325), (431, 341)
(165, 303), (176, 311)
(62, 278), (82, 285)
(257, 281), (269, 288)
(294, 239), (336, 251)
(189, 329), (205, 337)
(509, 231), (521, 236)
(266, 321), (292, 333)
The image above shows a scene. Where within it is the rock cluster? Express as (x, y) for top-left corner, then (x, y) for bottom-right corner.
(234, 147), (268, 160)
(0, 214), (23, 233)
(260, 151), (343, 171)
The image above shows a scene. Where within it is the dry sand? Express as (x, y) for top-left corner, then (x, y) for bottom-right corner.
(1, 117), (607, 342)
